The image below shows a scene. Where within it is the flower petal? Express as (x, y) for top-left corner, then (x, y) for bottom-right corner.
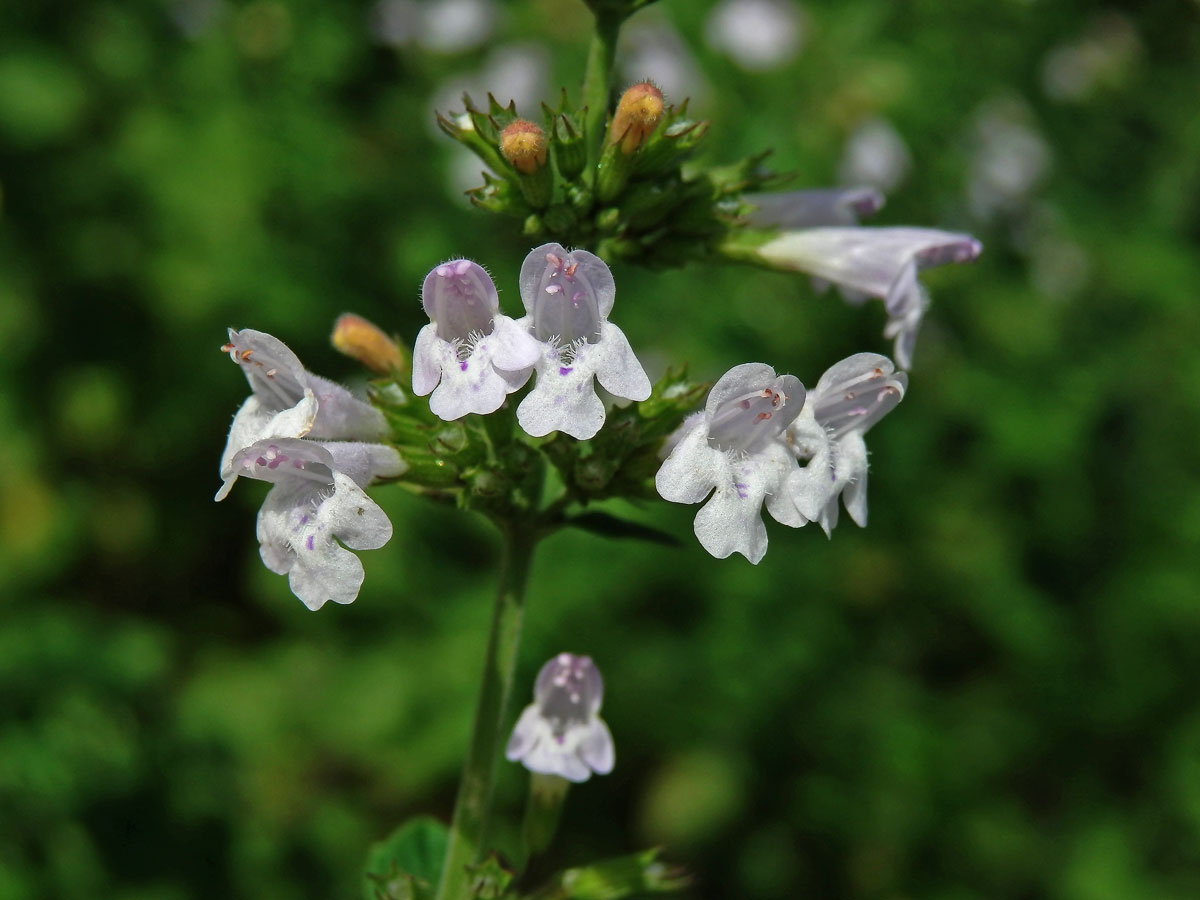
(516, 344), (607, 439)
(703, 362), (780, 418)
(412, 324), (444, 397)
(256, 471), (392, 610)
(225, 328), (309, 410)
(747, 186), (885, 228)
(505, 705), (543, 762)
(691, 447), (797, 563)
(488, 314), (541, 374)
(520, 243), (616, 319)
(812, 353), (907, 438)
(655, 423), (722, 505)
(591, 321), (651, 402)
(577, 719), (615, 775)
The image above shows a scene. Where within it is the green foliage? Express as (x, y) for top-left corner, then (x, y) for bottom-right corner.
(2, 0), (1200, 899)
(364, 817), (449, 900)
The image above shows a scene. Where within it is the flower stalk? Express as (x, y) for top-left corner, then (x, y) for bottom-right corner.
(434, 521), (539, 900)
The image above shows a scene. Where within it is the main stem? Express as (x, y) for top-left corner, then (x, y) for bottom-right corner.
(582, 12), (622, 183)
(435, 521), (537, 900)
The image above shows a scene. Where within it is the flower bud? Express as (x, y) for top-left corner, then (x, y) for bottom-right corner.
(331, 313), (405, 375)
(500, 119), (548, 174)
(500, 119), (553, 209)
(608, 82), (664, 155)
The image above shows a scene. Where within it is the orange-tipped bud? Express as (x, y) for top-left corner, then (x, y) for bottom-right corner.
(609, 82), (664, 154)
(500, 119), (548, 175)
(331, 313), (404, 374)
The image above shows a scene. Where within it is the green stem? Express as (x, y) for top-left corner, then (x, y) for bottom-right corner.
(434, 522), (538, 900)
(582, 12), (622, 185)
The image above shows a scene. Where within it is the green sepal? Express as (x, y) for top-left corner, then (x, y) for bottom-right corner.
(542, 93), (588, 181)
(436, 110), (509, 177)
(702, 149), (787, 197)
(363, 817), (449, 900)
(595, 139), (635, 203)
(465, 854), (515, 900)
(633, 104), (711, 178)
(523, 848), (689, 900)
(468, 170), (530, 217)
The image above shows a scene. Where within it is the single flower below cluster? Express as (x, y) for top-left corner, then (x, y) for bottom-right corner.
(506, 653), (615, 783)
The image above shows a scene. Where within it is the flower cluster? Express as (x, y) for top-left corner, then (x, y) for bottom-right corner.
(656, 354), (907, 563)
(413, 243), (650, 440)
(216, 329), (405, 610)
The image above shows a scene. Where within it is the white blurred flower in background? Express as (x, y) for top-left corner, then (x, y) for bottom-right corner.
(370, 0), (496, 52)
(966, 98), (1051, 221)
(838, 117), (912, 195)
(620, 19), (710, 107)
(704, 0), (804, 71)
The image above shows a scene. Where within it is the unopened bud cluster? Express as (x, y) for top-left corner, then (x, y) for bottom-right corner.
(437, 85), (726, 266)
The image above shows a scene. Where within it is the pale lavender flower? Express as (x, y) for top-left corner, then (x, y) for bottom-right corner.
(656, 363), (807, 563)
(218, 328), (389, 481)
(217, 329), (404, 609)
(506, 653), (615, 783)
(223, 437), (404, 610)
(514, 243), (651, 440)
(747, 186), (884, 229)
(784, 353), (906, 535)
(412, 259), (540, 420)
(753, 227), (982, 369)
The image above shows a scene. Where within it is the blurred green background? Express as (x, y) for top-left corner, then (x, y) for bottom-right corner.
(3, 0), (1200, 898)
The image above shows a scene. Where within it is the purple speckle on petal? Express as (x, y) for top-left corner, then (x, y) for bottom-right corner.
(735, 482), (749, 499)
(299, 514), (309, 525)
(559, 366), (573, 376)
(459, 361), (469, 371)
(305, 535), (314, 551)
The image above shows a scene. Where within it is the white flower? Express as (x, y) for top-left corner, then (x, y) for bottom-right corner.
(752, 226), (982, 369)
(217, 329), (404, 609)
(412, 259), (540, 420)
(226, 437), (404, 610)
(514, 243), (651, 440)
(784, 353), (906, 535)
(218, 328), (390, 484)
(704, 0), (804, 72)
(655, 363), (807, 563)
(506, 653), (615, 783)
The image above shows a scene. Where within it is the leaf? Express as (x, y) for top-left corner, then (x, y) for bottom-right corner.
(363, 817), (450, 900)
(565, 512), (681, 547)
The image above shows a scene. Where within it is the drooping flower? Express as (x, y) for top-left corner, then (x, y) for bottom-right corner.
(514, 243), (651, 440)
(219, 328), (390, 481)
(506, 653), (615, 783)
(750, 226), (982, 369)
(217, 329), (404, 609)
(784, 353), (906, 535)
(655, 363), (808, 563)
(412, 259), (541, 420)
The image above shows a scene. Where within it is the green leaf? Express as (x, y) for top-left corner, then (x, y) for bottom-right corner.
(363, 817), (449, 900)
(565, 512), (681, 547)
